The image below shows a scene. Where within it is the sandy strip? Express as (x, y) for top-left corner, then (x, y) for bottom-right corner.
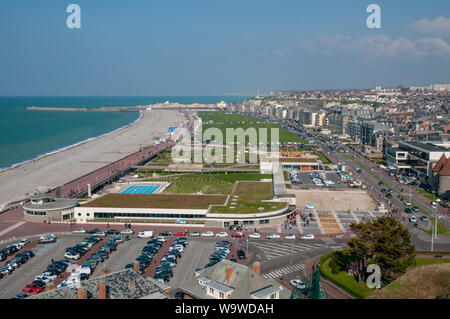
(0, 109), (185, 205)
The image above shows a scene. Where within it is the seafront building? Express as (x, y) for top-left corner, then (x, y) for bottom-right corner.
(180, 259), (291, 299)
(22, 193), (78, 223)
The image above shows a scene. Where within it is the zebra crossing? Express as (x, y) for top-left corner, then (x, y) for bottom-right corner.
(262, 263), (304, 279)
(251, 241), (324, 260)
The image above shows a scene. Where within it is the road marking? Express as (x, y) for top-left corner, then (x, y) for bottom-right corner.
(263, 263), (305, 278)
(0, 221), (25, 237)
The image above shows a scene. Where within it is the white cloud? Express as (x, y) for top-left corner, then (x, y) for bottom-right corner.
(257, 49), (288, 58)
(305, 33), (450, 60)
(408, 16), (450, 36)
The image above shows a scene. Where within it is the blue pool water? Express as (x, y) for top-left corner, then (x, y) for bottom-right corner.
(120, 185), (160, 194)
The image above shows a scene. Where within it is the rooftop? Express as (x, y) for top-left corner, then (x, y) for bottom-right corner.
(23, 197), (79, 211)
(82, 193), (227, 209)
(30, 268), (169, 299)
(400, 141), (449, 153)
(180, 259), (291, 299)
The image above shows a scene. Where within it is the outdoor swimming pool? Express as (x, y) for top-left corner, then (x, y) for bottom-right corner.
(120, 185), (160, 194)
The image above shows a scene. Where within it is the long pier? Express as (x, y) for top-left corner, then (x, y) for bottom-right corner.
(27, 106), (141, 112)
(27, 105), (219, 112)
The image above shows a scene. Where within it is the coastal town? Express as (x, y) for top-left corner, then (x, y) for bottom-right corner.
(1, 1), (449, 312)
(0, 84), (449, 301)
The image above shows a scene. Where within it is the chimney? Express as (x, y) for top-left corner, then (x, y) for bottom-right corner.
(77, 286), (87, 299)
(252, 262), (261, 275)
(101, 267), (111, 276)
(133, 260), (140, 273)
(225, 265), (233, 282)
(98, 281), (107, 300)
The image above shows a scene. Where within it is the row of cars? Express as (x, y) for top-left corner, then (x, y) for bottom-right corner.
(205, 241), (232, 268)
(126, 237), (164, 275)
(309, 172), (335, 187)
(13, 234), (122, 298)
(153, 237), (188, 283)
(0, 239), (34, 280)
(337, 170), (358, 188)
(154, 230), (315, 240)
(247, 233), (315, 240)
(289, 171), (302, 185)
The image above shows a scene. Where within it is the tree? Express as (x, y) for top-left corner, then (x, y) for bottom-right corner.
(347, 216), (415, 285)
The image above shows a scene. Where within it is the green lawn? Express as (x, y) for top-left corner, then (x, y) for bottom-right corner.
(198, 112), (260, 123)
(417, 189), (438, 201)
(154, 176), (234, 195)
(313, 151), (331, 164)
(318, 252), (375, 299)
(202, 123), (307, 144)
(414, 258), (450, 267)
(210, 181), (287, 214)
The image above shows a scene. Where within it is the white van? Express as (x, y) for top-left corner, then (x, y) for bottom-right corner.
(137, 230), (154, 239)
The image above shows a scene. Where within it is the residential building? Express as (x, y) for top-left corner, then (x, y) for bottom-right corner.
(180, 260), (291, 299)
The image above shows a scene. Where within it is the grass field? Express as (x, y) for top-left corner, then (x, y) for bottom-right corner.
(415, 258), (450, 267)
(210, 181), (287, 214)
(369, 263), (450, 299)
(198, 112), (260, 123)
(83, 193), (227, 209)
(313, 151), (331, 164)
(202, 123), (307, 144)
(417, 189), (438, 201)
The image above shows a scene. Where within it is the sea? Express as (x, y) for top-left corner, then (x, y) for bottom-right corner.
(0, 96), (247, 172)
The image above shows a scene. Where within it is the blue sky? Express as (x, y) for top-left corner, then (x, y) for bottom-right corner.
(0, 0), (449, 96)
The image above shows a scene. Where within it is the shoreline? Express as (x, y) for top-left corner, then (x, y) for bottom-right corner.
(0, 108), (186, 205)
(0, 111), (143, 175)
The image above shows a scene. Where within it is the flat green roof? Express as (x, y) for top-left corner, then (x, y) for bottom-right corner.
(82, 193), (227, 209)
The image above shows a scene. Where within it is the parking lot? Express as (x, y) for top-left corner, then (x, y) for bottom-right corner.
(0, 235), (85, 298)
(289, 172), (345, 189)
(0, 232), (252, 299)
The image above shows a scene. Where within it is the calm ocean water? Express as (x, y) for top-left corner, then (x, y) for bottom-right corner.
(0, 96), (246, 171)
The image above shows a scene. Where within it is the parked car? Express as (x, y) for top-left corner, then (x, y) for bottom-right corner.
(237, 250), (246, 259)
(189, 232), (200, 237)
(290, 279), (306, 289)
(137, 230), (154, 239)
(300, 234), (315, 240)
(106, 229), (119, 235)
(72, 228), (87, 234)
(215, 232), (228, 238)
(201, 231), (214, 237)
(159, 231), (172, 237)
(120, 229), (134, 235)
(221, 240), (232, 246)
(284, 234), (296, 240)
(88, 228), (100, 234)
(174, 231), (186, 237)
(420, 215), (428, 222)
(266, 234), (281, 240)
(38, 234), (57, 244)
(19, 238), (30, 247)
(156, 236), (167, 243)
(248, 233), (261, 239)
(409, 215), (417, 223)
(231, 232), (244, 238)
(174, 291), (185, 299)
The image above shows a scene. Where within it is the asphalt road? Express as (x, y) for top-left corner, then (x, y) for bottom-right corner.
(168, 238), (215, 295)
